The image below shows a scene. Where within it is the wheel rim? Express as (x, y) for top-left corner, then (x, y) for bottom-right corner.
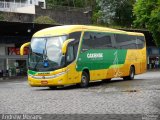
(82, 75), (87, 84)
(130, 69), (134, 78)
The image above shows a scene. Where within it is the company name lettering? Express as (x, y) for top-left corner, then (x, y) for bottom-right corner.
(87, 53), (103, 59)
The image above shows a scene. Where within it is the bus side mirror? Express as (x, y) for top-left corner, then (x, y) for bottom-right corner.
(62, 39), (75, 54)
(20, 42), (30, 55)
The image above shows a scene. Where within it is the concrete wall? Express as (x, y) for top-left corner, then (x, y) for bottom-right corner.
(1, 12), (34, 22)
(0, 6), (92, 24)
(0, 46), (5, 55)
(35, 6), (92, 24)
(16, 5), (35, 14)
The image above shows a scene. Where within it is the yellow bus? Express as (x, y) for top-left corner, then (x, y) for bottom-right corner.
(20, 25), (146, 88)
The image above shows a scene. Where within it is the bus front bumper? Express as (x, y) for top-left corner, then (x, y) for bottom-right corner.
(28, 72), (68, 87)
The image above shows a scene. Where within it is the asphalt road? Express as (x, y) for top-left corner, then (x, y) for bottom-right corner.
(0, 71), (160, 119)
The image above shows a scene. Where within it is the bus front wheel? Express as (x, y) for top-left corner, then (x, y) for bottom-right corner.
(79, 71), (89, 88)
(123, 66), (135, 80)
(49, 86), (57, 90)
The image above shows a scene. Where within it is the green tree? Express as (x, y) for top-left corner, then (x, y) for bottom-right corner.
(34, 16), (56, 24)
(133, 0), (160, 46)
(114, 0), (135, 27)
(96, 0), (135, 27)
(0, 12), (4, 21)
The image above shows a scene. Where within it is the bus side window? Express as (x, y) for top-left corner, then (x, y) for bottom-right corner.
(81, 32), (113, 51)
(69, 32), (81, 57)
(136, 36), (145, 49)
(69, 32), (81, 42)
(66, 45), (74, 63)
(73, 42), (79, 58)
(81, 32), (94, 51)
(115, 34), (145, 49)
(115, 34), (137, 49)
(93, 32), (112, 49)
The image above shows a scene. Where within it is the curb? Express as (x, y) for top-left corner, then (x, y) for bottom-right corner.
(147, 69), (160, 72)
(0, 76), (27, 81)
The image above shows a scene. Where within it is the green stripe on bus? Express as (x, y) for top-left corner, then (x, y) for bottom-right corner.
(109, 64), (124, 68)
(28, 70), (37, 75)
(76, 49), (127, 71)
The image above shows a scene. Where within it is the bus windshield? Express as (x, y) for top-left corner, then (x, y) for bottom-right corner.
(29, 35), (67, 71)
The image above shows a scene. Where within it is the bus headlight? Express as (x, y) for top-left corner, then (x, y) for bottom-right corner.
(48, 71), (67, 79)
(29, 71), (68, 79)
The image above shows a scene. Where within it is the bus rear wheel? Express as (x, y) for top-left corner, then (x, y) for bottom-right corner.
(79, 71), (89, 88)
(123, 66), (135, 80)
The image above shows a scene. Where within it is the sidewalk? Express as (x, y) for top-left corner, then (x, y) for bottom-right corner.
(0, 76), (27, 81)
(147, 69), (160, 71)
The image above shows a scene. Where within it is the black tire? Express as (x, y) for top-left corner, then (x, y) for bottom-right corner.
(49, 86), (57, 90)
(123, 66), (135, 80)
(102, 79), (111, 83)
(79, 71), (89, 88)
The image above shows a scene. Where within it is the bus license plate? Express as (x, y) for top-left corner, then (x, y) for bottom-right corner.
(41, 80), (48, 84)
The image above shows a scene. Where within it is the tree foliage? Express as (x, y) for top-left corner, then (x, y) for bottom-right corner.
(96, 0), (135, 27)
(0, 12), (4, 21)
(133, 0), (160, 46)
(34, 16), (56, 24)
(114, 0), (135, 27)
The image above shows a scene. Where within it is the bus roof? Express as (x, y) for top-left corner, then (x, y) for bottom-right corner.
(33, 25), (144, 37)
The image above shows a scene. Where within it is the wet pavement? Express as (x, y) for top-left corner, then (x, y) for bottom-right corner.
(0, 71), (160, 119)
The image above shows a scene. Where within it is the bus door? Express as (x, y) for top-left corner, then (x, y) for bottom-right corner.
(66, 42), (80, 84)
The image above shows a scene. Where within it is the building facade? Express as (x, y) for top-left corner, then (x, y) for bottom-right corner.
(147, 47), (160, 69)
(0, 22), (54, 77)
(0, 36), (28, 76)
(0, 0), (46, 14)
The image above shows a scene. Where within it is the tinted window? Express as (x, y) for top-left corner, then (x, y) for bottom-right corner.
(66, 45), (74, 63)
(69, 32), (81, 42)
(69, 32), (81, 57)
(73, 42), (79, 57)
(136, 36), (145, 49)
(115, 34), (145, 49)
(82, 32), (112, 50)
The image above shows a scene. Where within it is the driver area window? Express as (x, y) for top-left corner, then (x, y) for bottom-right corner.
(66, 45), (74, 63)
